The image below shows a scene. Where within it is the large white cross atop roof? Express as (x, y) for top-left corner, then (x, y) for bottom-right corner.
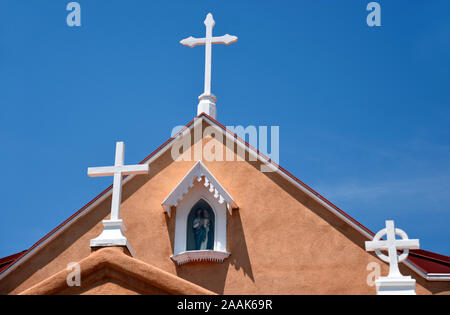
(180, 13), (238, 119)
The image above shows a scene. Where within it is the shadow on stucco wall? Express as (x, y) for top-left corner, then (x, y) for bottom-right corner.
(164, 206), (254, 294)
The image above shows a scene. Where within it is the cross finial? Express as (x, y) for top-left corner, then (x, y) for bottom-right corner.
(180, 13), (238, 119)
(88, 142), (150, 256)
(204, 13), (215, 28)
(365, 220), (420, 279)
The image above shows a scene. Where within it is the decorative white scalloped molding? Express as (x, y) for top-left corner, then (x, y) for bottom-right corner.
(171, 250), (231, 265)
(161, 161), (238, 217)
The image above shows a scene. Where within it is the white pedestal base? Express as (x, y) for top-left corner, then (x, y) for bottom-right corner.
(375, 276), (416, 295)
(90, 219), (134, 257)
(198, 93), (217, 119)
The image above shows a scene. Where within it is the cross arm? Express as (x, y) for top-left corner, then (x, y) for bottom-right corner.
(88, 164), (149, 177)
(180, 36), (206, 48)
(121, 164), (150, 176)
(365, 240), (388, 251)
(180, 34), (238, 48)
(211, 34), (238, 45)
(365, 239), (420, 251)
(88, 166), (117, 177)
(392, 239), (420, 250)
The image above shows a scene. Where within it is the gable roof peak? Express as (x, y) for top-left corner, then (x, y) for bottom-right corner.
(161, 160), (238, 217)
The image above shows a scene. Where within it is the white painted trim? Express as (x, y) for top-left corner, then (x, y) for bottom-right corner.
(2, 116), (448, 282)
(161, 161), (237, 217)
(89, 219), (135, 257)
(173, 185), (227, 256)
(425, 274), (450, 281)
(375, 277), (416, 295)
(171, 250), (231, 265)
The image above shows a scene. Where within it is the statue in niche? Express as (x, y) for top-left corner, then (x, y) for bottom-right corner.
(192, 208), (213, 250)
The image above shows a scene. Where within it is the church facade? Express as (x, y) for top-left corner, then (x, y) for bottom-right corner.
(1, 13), (449, 295)
(0, 114), (449, 295)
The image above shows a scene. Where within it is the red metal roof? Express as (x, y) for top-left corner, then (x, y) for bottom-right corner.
(408, 249), (450, 274)
(0, 250), (27, 274)
(0, 113), (448, 279)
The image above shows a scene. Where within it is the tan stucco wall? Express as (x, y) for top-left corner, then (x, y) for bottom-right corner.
(18, 247), (214, 295)
(1, 121), (449, 295)
(78, 279), (143, 295)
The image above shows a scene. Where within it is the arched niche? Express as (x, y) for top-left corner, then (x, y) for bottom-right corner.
(186, 199), (215, 251)
(170, 180), (230, 265)
(161, 161), (237, 265)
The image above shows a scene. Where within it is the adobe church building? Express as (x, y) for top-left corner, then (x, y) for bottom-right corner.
(0, 14), (449, 295)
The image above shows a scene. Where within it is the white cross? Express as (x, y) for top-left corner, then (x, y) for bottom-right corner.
(365, 220), (420, 279)
(180, 13), (238, 97)
(88, 142), (149, 221)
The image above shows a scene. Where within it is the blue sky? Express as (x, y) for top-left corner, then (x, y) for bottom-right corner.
(0, 0), (449, 257)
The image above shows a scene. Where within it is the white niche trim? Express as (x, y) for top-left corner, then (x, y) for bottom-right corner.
(161, 161), (238, 217)
(161, 161), (238, 264)
(171, 250), (231, 265)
